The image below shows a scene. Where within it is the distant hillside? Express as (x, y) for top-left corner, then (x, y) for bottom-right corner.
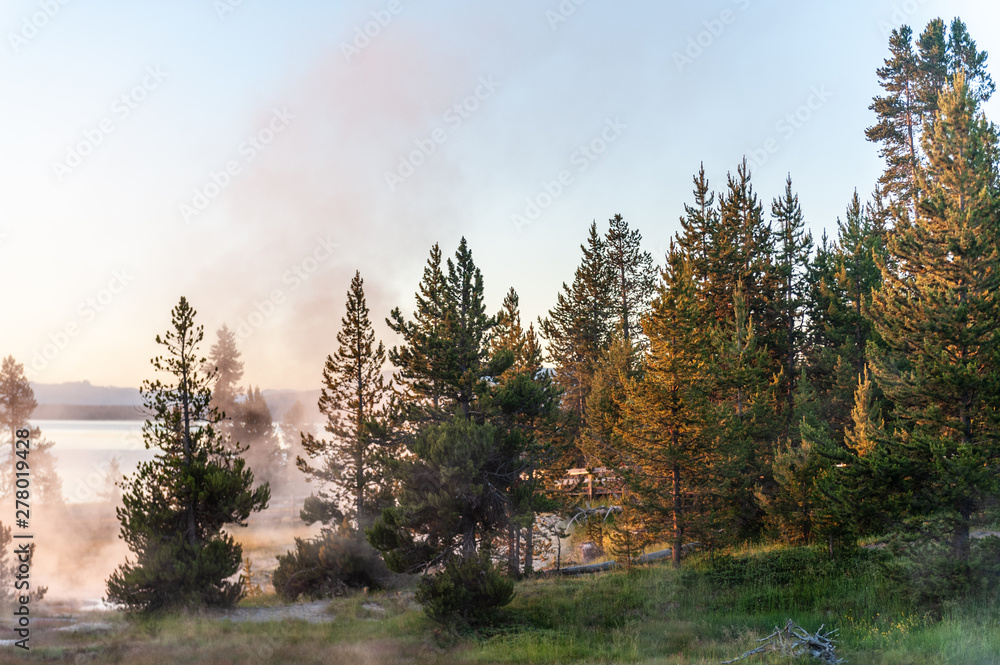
(31, 381), (142, 406)
(29, 381), (321, 423)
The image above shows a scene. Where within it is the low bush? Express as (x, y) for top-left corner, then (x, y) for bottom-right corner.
(272, 528), (391, 601)
(415, 551), (514, 627)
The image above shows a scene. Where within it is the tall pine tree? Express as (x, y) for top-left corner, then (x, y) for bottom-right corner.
(298, 271), (396, 531)
(868, 72), (1000, 561)
(107, 297), (269, 612)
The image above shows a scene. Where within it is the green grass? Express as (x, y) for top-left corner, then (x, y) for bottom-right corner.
(8, 545), (999, 664)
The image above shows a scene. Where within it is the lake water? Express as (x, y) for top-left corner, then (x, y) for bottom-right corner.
(31, 420), (154, 503)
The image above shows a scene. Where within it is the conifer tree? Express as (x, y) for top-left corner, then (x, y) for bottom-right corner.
(616, 253), (717, 564)
(771, 175), (813, 427)
(387, 243), (450, 412)
(604, 213), (658, 345)
(867, 25), (922, 214)
(207, 324), (244, 437)
(868, 18), (993, 217)
(709, 282), (777, 542)
(710, 159), (777, 340)
(388, 239), (493, 420)
(674, 164), (718, 286)
(367, 416), (521, 572)
(299, 271), (396, 531)
(868, 73), (1000, 562)
(231, 386), (283, 490)
(539, 222), (614, 416)
(539, 222), (614, 464)
(107, 297), (269, 612)
(0, 357), (62, 504)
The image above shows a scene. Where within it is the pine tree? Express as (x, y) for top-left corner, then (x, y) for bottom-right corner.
(299, 271), (396, 531)
(867, 25), (922, 214)
(444, 238), (494, 417)
(387, 243), (450, 412)
(709, 282), (777, 543)
(616, 252), (717, 564)
(868, 18), (994, 217)
(771, 175), (813, 428)
(367, 416), (521, 572)
(0, 357), (62, 504)
(539, 223), (614, 422)
(947, 18), (995, 102)
(674, 164), (718, 286)
(388, 239), (494, 420)
(207, 324), (244, 436)
(231, 386), (283, 490)
(106, 297), (269, 613)
(868, 73), (1000, 562)
(710, 159), (777, 339)
(604, 213), (658, 345)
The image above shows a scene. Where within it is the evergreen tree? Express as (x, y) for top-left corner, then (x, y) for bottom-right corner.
(367, 416), (521, 572)
(674, 163), (718, 286)
(604, 213), (658, 345)
(388, 239), (494, 419)
(539, 222), (615, 465)
(207, 324), (244, 437)
(0, 357), (62, 504)
(616, 253), (716, 564)
(299, 271), (396, 531)
(231, 386), (283, 491)
(709, 282), (777, 542)
(771, 175), (813, 427)
(868, 73), (1000, 562)
(386, 243), (450, 412)
(868, 18), (993, 217)
(710, 159), (777, 341)
(106, 297), (269, 613)
(867, 25), (922, 214)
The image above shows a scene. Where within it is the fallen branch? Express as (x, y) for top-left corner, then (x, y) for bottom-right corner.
(721, 619), (844, 664)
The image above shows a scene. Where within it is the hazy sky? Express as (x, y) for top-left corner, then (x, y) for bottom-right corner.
(4, 0), (999, 391)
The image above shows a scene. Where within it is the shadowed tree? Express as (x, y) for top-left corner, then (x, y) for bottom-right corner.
(298, 271), (397, 531)
(106, 297), (269, 613)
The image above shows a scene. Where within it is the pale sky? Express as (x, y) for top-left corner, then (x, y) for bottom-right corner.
(4, 0), (999, 391)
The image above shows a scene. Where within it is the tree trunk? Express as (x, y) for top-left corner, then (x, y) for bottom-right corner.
(672, 460), (682, 568)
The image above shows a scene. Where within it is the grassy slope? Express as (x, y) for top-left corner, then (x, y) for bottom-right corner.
(11, 545), (1000, 664)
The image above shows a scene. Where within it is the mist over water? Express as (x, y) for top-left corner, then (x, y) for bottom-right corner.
(24, 420), (319, 607)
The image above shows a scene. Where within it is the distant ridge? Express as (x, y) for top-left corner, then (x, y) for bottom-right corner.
(31, 381), (142, 407)
(29, 381), (321, 422)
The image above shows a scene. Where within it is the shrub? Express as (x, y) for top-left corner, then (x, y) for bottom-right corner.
(415, 552), (515, 627)
(272, 528), (390, 601)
